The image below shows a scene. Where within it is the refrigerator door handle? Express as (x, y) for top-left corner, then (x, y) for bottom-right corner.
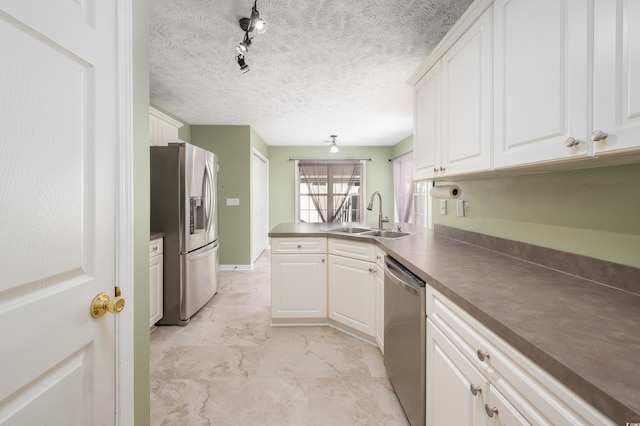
(204, 161), (214, 235)
(188, 241), (218, 261)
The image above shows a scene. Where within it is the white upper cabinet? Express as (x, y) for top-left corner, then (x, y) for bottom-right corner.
(493, 0), (590, 168)
(441, 7), (493, 176)
(592, 0), (640, 156)
(410, 0), (640, 179)
(149, 106), (183, 146)
(414, 64), (441, 181)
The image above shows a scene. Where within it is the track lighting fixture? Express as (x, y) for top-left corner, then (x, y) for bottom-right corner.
(239, 0), (266, 34)
(235, 0), (266, 73)
(236, 54), (250, 73)
(237, 32), (252, 55)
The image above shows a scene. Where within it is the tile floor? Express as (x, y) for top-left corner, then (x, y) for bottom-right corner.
(150, 250), (409, 425)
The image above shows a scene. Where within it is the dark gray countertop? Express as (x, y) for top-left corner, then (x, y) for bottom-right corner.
(150, 232), (165, 241)
(269, 222), (640, 424)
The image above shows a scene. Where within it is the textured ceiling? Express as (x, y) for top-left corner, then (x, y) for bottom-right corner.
(150, 0), (473, 146)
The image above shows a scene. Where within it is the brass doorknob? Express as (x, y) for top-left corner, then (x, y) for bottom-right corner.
(91, 292), (125, 318)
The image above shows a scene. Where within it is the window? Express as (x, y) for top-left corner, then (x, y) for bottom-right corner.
(295, 160), (366, 223)
(413, 180), (432, 228)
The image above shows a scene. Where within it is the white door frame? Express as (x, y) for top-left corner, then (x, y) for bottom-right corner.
(115, 0), (134, 424)
(251, 148), (269, 263)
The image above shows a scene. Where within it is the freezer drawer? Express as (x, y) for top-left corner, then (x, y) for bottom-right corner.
(180, 241), (219, 321)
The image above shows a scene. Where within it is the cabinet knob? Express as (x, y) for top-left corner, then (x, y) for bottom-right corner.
(297, 244), (301, 249)
(476, 349), (490, 362)
(322, 258), (325, 263)
(433, 167), (438, 173)
(591, 130), (608, 142)
(484, 404), (498, 418)
(439, 166), (446, 172)
(564, 136), (580, 148)
(470, 384), (481, 396)
(369, 268), (376, 274)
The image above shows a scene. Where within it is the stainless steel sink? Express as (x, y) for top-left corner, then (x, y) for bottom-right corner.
(328, 226), (371, 234)
(361, 230), (411, 239)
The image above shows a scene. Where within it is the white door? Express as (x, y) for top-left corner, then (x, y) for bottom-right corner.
(251, 151), (268, 262)
(0, 0), (125, 424)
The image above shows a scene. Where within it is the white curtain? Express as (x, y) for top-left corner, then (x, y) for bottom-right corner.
(299, 161), (361, 223)
(393, 151), (414, 223)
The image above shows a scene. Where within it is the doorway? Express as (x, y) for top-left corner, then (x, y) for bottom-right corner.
(251, 149), (269, 264)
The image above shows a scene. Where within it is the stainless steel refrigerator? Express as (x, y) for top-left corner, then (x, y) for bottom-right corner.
(150, 142), (219, 325)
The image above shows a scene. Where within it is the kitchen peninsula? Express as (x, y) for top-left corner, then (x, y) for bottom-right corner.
(269, 222), (640, 425)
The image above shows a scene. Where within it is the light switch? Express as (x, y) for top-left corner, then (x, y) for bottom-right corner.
(226, 198), (240, 206)
(457, 200), (465, 217)
(440, 200), (447, 215)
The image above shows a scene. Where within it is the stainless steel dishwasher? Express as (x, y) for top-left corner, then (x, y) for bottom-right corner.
(384, 256), (426, 426)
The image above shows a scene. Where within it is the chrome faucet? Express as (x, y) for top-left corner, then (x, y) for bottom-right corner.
(367, 191), (389, 230)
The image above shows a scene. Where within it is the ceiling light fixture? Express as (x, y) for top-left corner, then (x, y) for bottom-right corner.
(239, 0), (266, 34)
(237, 32), (252, 55)
(326, 135), (339, 153)
(236, 0), (266, 73)
(236, 54), (250, 73)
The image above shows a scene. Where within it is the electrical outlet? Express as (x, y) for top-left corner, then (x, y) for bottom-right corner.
(457, 200), (465, 217)
(440, 200), (447, 215)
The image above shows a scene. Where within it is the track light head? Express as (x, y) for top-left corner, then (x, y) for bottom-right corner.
(236, 54), (250, 74)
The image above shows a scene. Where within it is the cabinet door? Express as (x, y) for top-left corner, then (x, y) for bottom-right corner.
(157, 118), (179, 146)
(441, 7), (492, 176)
(149, 253), (163, 326)
(493, 0), (590, 168)
(149, 114), (158, 146)
(593, 0), (640, 155)
(414, 63), (441, 181)
(426, 319), (487, 426)
(328, 254), (376, 336)
(375, 262), (384, 352)
(271, 254), (327, 319)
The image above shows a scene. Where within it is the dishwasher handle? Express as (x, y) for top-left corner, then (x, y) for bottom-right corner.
(385, 259), (424, 295)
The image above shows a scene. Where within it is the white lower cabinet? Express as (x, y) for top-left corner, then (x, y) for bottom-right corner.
(270, 238), (327, 320)
(427, 319), (487, 425)
(328, 238), (377, 338)
(328, 254), (376, 337)
(426, 286), (614, 426)
(375, 247), (386, 352)
(149, 238), (164, 327)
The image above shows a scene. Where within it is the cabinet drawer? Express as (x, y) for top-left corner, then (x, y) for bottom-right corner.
(150, 238), (163, 256)
(328, 238), (376, 262)
(375, 247), (386, 269)
(271, 237), (326, 254)
(426, 286), (613, 425)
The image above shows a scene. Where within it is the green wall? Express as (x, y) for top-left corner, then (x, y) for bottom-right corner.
(191, 125), (253, 266)
(434, 163), (640, 268)
(268, 145), (396, 230)
(133, 0), (150, 424)
(391, 134), (413, 159)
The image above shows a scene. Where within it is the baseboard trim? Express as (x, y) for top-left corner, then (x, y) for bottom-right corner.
(220, 264), (254, 271)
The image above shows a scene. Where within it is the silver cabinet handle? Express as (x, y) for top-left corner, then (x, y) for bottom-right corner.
(484, 404), (498, 418)
(433, 167), (438, 173)
(477, 349), (490, 362)
(369, 268), (376, 274)
(591, 130), (608, 142)
(297, 245), (302, 249)
(565, 136), (580, 148)
(470, 384), (481, 396)
(321, 258), (325, 263)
